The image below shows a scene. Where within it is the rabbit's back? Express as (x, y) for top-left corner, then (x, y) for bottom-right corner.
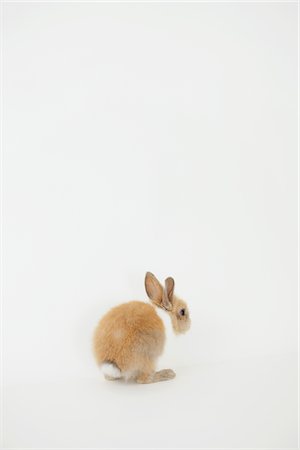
(93, 301), (165, 372)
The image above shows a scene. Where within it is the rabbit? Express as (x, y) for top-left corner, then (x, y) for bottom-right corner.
(93, 272), (191, 384)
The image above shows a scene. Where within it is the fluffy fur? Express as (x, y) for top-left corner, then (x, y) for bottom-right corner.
(93, 272), (191, 384)
(101, 362), (121, 380)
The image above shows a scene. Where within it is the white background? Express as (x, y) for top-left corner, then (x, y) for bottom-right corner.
(2, 2), (298, 449)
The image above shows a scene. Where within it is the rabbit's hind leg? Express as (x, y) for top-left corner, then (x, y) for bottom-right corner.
(134, 357), (176, 384)
(153, 369), (176, 382)
(136, 368), (176, 384)
(134, 357), (155, 384)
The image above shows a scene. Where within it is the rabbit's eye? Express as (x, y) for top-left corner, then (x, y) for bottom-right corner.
(179, 308), (185, 316)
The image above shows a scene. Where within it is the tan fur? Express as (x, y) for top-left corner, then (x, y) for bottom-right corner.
(93, 301), (165, 374)
(93, 272), (191, 384)
(168, 297), (191, 334)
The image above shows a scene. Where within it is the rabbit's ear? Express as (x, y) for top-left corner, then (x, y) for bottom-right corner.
(162, 277), (175, 310)
(145, 272), (163, 304)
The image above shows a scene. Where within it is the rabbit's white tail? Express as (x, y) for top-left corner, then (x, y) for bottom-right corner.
(101, 362), (121, 379)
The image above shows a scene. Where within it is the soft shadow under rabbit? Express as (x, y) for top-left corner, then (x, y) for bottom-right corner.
(93, 272), (191, 384)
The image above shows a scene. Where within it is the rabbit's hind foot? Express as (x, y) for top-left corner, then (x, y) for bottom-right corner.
(136, 368), (176, 384)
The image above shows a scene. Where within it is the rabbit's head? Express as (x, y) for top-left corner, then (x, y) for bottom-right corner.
(145, 272), (191, 334)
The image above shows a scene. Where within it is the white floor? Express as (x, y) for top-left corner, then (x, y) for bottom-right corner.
(4, 353), (297, 449)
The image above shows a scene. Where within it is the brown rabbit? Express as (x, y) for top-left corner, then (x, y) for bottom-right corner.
(93, 272), (191, 384)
